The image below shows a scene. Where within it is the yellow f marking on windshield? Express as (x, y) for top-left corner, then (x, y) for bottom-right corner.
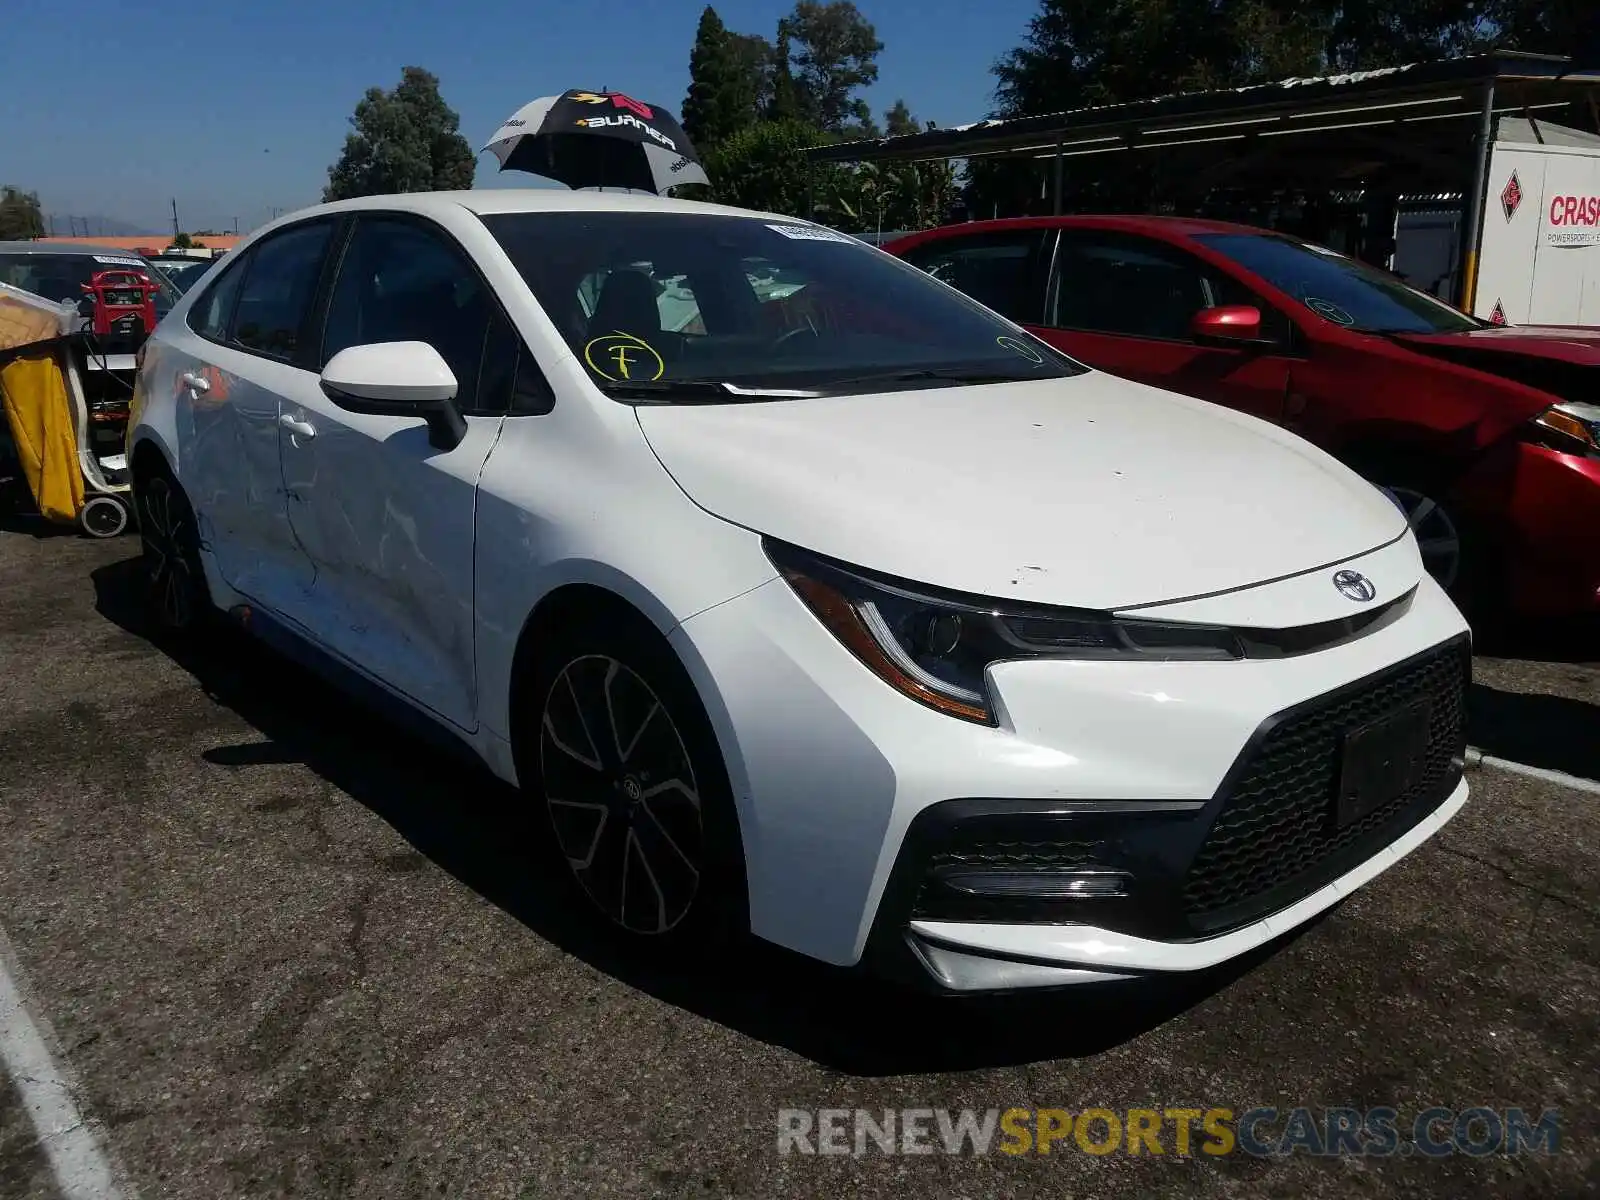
(584, 332), (665, 382)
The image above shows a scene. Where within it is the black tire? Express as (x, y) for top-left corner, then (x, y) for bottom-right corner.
(1369, 476), (1498, 621)
(519, 610), (748, 956)
(135, 466), (212, 633)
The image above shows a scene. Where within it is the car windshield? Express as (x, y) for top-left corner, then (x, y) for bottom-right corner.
(0, 252), (179, 318)
(1194, 233), (1482, 335)
(482, 211), (1083, 399)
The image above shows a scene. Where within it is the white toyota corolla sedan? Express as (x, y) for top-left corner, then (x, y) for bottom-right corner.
(126, 190), (1470, 992)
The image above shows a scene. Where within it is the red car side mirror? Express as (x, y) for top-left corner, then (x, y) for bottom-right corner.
(1190, 304), (1264, 346)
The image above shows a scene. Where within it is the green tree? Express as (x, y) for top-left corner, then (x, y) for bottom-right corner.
(1486, 0), (1600, 57)
(768, 24), (802, 121)
(0, 187), (45, 240)
(683, 8), (759, 152)
(884, 99), (920, 138)
(785, 1), (884, 134)
(323, 66), (475, 202)
(730, 32), (778, 116)
(705, 120), (834, 216)
(170, 232), (195, 249)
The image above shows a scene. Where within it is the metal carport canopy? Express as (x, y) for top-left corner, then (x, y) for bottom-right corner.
(808, 51), (1600, 310)
(807, 52), (1600, 167)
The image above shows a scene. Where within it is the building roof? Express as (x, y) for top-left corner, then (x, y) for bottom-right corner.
(36, 234), (242, 253)
(808, 51), (1600, 166)
(0, 240), (165, 258)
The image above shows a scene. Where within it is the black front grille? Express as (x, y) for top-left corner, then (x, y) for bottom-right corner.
(1182, 637), (1468, 929)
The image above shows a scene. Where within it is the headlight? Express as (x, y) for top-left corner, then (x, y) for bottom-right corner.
(765, 540), (1243, 725)
(1528, 400), (1600, 456)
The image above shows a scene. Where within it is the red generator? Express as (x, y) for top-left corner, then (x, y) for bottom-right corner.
(80, 268), (160, 343)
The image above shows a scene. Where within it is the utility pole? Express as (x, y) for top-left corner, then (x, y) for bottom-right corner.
(171, 198), (180, 240)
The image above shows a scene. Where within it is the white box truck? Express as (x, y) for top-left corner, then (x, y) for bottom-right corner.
(1472, 117), (1600, 326)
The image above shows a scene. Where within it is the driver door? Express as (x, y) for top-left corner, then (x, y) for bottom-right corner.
(276, 214), (514, 731)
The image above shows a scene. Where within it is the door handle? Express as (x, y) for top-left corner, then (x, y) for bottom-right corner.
(180, 371), (210, 393)
(279, 413), (317, 440)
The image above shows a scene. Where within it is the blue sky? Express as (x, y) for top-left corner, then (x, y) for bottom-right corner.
(0, 0), (1037, 235)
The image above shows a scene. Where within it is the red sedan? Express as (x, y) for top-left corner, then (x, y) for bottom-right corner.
(886, 216), (1600, 621)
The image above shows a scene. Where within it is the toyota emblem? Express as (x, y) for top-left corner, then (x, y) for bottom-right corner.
(1333, 570), (1377, 603)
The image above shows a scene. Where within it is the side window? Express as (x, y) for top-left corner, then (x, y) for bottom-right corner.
(190, 257), (248, 340)
(227, 222), (335, 362)
(1052, 231), (1289, 343)
(897, 232), (1051, 325)
(322, 217), (493, 413)
(479, 305), (554, 417)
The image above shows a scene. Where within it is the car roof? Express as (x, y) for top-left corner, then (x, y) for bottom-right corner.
(259, 188), (800, 230)
(0, 240), (154, 257)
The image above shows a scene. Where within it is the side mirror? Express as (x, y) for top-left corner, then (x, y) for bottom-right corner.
(320, 341), (467, 451)
(1190, 304), (1273, 348)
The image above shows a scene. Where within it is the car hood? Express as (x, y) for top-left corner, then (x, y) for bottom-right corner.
(1391, 325), (1600, 367)
(635, 373), (1408, 610)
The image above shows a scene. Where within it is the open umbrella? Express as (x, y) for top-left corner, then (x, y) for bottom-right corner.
(482, 90), (710, 194)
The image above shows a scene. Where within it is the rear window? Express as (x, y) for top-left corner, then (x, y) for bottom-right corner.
(0, 252), (179, 317)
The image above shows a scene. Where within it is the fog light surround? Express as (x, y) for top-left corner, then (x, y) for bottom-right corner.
(936, 867), (1132, 900)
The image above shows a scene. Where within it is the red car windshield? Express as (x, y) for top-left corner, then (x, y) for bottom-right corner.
(1195, 233), (1482, 336)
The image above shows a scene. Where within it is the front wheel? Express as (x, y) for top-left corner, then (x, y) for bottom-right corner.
(523, 614), (747, 952)
(1372, 478), (1497, 620)
(1380, 484), (1464, 592)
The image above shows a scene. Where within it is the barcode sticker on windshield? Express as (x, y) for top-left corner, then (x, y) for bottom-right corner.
(92, 255), (145, 266)
(767, 223), (854, 244)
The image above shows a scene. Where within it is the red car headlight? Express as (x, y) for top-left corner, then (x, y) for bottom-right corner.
(1528, 401), (1600, 457)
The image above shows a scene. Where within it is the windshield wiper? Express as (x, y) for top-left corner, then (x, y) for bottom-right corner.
(595, 379), (824, 402)
(817, 367), (1042, 391)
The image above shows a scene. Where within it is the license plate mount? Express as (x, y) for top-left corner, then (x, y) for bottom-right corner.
(1335, 700), (1432, 828)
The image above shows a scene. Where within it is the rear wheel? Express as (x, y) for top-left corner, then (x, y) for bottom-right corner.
(521, 611), (747, 953)
(136, 468), (211, 632)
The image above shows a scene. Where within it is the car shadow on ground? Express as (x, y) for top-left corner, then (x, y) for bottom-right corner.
(1468, 682), (1600, 783)
(91, 555), (1306, 1077)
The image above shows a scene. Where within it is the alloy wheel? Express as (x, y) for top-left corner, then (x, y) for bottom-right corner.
(140, 476), (196, 629)
(1384, 485), (1462, 591)
(539, 654), (705, 935)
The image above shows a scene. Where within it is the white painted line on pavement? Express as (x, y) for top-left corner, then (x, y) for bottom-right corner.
(1466, 746), (1600, 796)
(0, 925), (126, 1200)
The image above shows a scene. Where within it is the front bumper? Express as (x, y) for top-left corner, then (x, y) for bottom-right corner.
(861, 633), (1469, 991)
(1456, 441), (1600, 616)
(902, 777), (1467, 991)
(670, 551), (1471, 986)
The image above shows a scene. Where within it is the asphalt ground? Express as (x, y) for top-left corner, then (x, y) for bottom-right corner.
(0, 519), (1596, 1199)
